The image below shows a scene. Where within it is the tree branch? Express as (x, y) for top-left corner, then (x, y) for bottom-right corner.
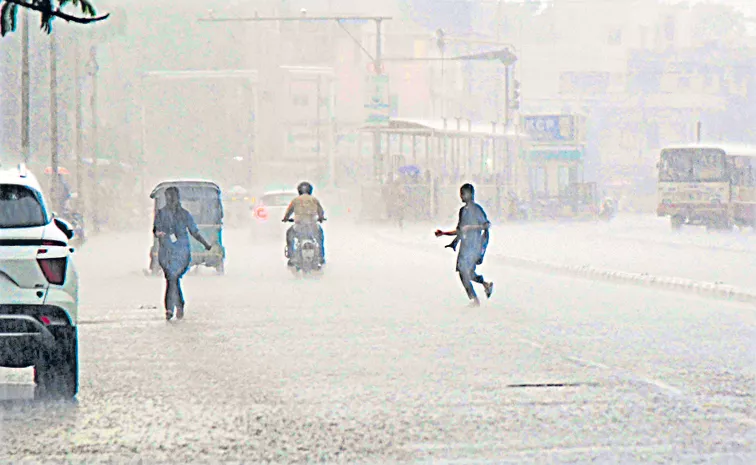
(3, 0), (109, 24)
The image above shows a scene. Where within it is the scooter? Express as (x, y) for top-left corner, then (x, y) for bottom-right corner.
(284, 219), (325, 275)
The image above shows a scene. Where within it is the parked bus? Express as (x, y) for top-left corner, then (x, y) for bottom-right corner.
(656, 143), (756, 230)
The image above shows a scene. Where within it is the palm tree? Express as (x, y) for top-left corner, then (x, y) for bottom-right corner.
(1, 0), (108, 36)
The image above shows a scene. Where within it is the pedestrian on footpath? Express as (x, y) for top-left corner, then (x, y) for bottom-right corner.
(153, 187), (213, 320)
(435, 183), (494, 307)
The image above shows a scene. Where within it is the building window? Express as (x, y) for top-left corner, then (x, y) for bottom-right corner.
(292, 95), (309, 107)
(607, 28), (622, 46)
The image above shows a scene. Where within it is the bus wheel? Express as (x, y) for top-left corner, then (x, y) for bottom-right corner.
(671, 215), (684, 230)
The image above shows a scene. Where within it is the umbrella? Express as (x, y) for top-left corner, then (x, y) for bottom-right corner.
(398, 165), (421, 177)
(44, 166), (70, 175)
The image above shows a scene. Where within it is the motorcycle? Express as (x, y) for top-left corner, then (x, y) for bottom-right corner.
(507, 192), (530, 221)
(284, 219), (325, 274)
(598, 198), (616, 221)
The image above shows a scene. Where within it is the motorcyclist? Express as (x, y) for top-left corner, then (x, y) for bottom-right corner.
(600, 197), (616, 220)
(282, 181), (326, 266)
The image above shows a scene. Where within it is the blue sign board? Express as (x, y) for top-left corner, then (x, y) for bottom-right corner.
(523, 115), (576, 142)
(364, 75), (390, 127)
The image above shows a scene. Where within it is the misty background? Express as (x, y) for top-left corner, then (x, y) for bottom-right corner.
(1, 0), (754, 229)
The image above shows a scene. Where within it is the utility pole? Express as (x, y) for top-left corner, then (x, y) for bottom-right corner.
(74, 39), (85, 219)
(316, 75), (321, 160)
(373, 18), (384, 183)
(88, 46), (100, 233)
(49, 34), (60, 212)
(21, 11), (30, 165)
(504, 64), (511, 128)
(328, 77), (336, 187)
(436, 29), (446, 120)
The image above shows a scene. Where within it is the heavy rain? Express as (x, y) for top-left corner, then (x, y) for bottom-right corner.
(0, 0), (754, 463)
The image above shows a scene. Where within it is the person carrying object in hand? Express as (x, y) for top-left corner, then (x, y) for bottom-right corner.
(153, 186), (213, 321)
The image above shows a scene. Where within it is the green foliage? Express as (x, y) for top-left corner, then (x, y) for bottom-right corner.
(1, 0), (108, 37)
(0, 1), (18, 36)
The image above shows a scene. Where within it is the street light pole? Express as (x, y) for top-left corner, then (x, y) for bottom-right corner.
(21, 11), (30, 165)
(373, 18), (384, 183)
(49, 34), (59, 212)
(88, 46), (100, 233)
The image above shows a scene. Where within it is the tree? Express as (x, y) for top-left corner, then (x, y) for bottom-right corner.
(1, 0), (109, 37)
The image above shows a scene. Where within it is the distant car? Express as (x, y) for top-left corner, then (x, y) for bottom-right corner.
(250, 190), (298, 240)
(0, 164), (79, 399)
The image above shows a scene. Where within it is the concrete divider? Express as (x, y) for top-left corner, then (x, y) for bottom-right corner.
(373, 229), (756, 305)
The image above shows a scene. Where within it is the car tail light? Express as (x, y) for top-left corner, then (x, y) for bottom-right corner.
(254, 206), (268, 221)
(42, 240), (67, 247)
(40, 316), (51, 325)
(37, 257), (67, 285)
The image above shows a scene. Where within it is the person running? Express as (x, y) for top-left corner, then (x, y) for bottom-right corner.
(435, 183), (494, 306)
(153, 186), (213, 320)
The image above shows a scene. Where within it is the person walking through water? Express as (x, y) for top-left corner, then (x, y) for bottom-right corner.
(435, 183), (494, 306)
(153, 187), (213, 320)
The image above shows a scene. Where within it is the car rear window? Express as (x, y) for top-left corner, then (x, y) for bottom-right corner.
(261, 194), (296, 207)
(0, 184), (47, 228)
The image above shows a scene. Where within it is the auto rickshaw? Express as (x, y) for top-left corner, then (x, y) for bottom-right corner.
(148, 180), (226, 275)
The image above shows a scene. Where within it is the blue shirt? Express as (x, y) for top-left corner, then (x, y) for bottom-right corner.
(456, 202), (490, 254)
(153, 206), (199, 250)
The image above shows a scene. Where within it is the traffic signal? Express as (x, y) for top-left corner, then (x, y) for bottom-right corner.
(510, 79), (521, 110)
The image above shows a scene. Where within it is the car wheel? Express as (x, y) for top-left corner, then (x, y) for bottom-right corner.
(35, 328), (78, 400)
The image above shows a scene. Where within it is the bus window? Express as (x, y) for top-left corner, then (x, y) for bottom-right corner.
(731, 157), (755, 187)
(659, 148), (726, 182)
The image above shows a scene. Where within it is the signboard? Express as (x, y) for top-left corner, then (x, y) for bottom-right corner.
(527, 148), (583, 162)
(523, 115), (576, 142)
(364, 75), (390, 127)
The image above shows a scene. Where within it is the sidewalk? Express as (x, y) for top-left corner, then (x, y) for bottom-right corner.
(369, 214), (756, 293)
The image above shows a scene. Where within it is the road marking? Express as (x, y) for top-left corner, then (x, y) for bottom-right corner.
(514, 330), (755, 428)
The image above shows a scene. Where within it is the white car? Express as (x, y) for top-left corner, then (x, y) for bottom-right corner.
(250, 190), (298, 240)
(0, 164), (79, 399)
